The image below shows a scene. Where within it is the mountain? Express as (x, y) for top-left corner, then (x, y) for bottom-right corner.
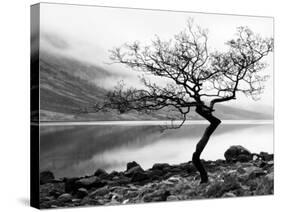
(38, 51), (273, 121)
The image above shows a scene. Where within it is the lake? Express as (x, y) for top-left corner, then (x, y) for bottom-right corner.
(39, 120), (273, 178)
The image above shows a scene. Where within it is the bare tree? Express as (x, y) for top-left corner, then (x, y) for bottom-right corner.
(94, 20), (273, 183)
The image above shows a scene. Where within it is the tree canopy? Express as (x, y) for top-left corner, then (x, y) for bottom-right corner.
(95, 20), (273, 126)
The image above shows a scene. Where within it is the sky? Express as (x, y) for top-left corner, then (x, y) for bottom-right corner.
(39, 3), (274, 111)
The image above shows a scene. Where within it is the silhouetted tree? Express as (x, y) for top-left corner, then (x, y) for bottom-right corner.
(95, 20), (273, 183)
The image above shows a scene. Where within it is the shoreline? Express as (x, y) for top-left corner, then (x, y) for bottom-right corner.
(37, 119), (274, 126)
(39, 146), (274, 209)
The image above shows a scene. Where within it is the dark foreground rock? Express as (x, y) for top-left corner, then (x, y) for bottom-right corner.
(224, 145), (252, 162)
(40, 148), (274, 209)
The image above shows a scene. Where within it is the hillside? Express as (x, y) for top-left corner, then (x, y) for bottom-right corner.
(39, 52), (273, 122)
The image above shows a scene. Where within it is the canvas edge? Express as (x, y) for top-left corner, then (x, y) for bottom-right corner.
(30, 3), (40, 209)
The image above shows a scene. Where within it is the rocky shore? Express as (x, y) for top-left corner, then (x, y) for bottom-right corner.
(40, 146), (274, 209)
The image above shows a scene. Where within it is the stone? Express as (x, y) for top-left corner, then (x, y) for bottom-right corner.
(126, 161), (140, 171)
(248, 169), (266, 180)
(40, 171), (55, 185)
(122, 199), (130, 204)
(166, 195), (180, 201)
(222, 192), (236, 198)
(113, 176), (131, 185)
(57, 193), (72, 202)
(75, 176), (106, 189)
(89, 186), (110, 197)
(143, 190), (170, 202)
(179, 162), (197, 173)
(236, 154), (253, 162)
(49, 189), (63, 198)
(244, 166), (266, 180)
(94, 168), (108, 178)
(64, 177), (80, 193)
(265, 172), (274, 182)
(108, 171), (119, 179)
(152, 163), (171, 171)
(131, 172), (149, 182)
(124, 165), (144, 177)
(146, 169), (163, 180)
(224, 146), (252, 162)
(260, 152), (274, 161)
(76, 188), (88, 199)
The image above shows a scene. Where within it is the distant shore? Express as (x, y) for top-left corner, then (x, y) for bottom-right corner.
(37, 119), (274, 126)
(39, 146), (274, 209)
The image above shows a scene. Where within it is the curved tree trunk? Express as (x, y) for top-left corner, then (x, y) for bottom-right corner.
(192, 106), (221, 184)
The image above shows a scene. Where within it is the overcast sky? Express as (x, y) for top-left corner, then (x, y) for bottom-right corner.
(39, 3), (274, 111)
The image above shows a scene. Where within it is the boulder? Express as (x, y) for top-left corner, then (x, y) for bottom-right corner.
(124, 165), (144, 177)
(89, 186), (110, 198)
(259, 152), (274, 161)
(126, 161), (140, 171)
(94, 168), (109, 178)
(143, 190), (170, 202)
(166, 195), (180, 201)
(76, 188), (88, 199)
(152, 163), (171, 171)
(40, 171), (55, 185)
(222, 192), (236, 198)
(224, 146), (252, 162)
(112, 176), (131, 185)
(75, 176), (106, 190)
(131, 172), (149, 182)
(179, 162), (197, 173)
(57, 193), (72, 202)
(64, 177), (79, 193)
(146, 169), (163, 180)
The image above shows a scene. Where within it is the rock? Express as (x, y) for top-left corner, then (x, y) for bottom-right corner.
(40, 171), (55, 185)
(112, 176), (131, 185)
(260, 152), (273, 161)
(244, 167), (266, 180)
(146, 169), (163, 180)
(49, 189), (63, 198)
(167, 195), (180, 201)
(152, 163), (171, 171)
(124, 165), (144, 177)
(224, 146), (252, 162)
(64, 177), (80, 193)
(94, 168), (108, 178)
(265, 172), (274, 182)
(248, 169), (266, 180)
(76, 188), (88, 199)
(236, 154), (252, 162)
(106, 199), (119, 205)
(179, 162), (197, 173)
(131, 172), (149, 182)
(108, 171), (119, 179)
(75, 176), (106, 189)
(89, 186), (110, 197)
(126, 161), (140, 171)
(143, 190), (170, 202)
(122, 199), (130, 204)
(57, 193), (72, 202)
(80, 196), (101, 205)
(222, 192), (236, 198)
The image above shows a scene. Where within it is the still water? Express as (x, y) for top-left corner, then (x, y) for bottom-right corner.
(39, 120), (273, 178)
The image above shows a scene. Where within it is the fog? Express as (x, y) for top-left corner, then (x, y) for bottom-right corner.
(39, 3), (274, 112)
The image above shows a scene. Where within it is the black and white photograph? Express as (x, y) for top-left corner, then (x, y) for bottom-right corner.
(31, 2), (274, 209)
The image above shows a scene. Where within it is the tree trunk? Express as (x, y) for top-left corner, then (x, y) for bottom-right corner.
(192, 106), (221, 184)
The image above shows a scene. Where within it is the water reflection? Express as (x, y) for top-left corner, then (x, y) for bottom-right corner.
(40, 122), (273, 178)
